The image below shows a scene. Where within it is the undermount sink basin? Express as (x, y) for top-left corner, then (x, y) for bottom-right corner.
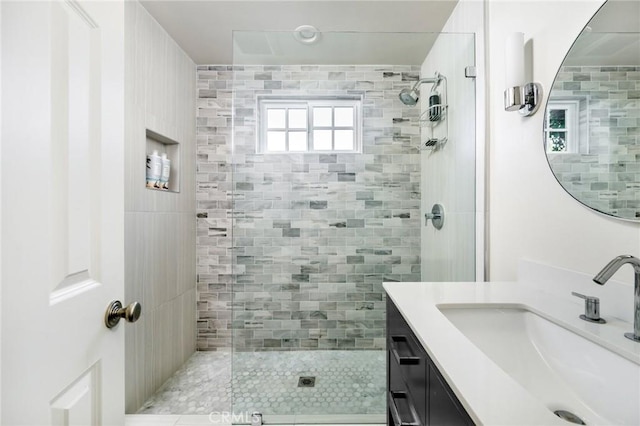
(438, 305), (640, 425)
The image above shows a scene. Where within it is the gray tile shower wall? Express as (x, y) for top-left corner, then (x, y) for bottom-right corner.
(548, 66), (640, 218)
(124, 1), (197, 413)
(196, 65), (422, 351)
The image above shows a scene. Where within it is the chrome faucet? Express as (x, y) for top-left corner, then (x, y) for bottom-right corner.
(593, 255), (640, 342)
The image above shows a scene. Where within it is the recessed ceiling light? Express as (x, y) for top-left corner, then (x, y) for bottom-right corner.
(293, 25), (320, 45)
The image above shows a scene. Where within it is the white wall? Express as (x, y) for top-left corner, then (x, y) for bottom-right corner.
(421, 0), (485, 282)
(124, 1), (197, 413)
(487, 0), (640, 282)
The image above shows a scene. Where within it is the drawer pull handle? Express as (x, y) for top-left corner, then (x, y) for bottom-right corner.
(391, 335), (421, 365)
(388, 391), (421, 426)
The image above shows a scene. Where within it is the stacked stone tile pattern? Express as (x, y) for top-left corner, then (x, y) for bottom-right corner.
(197, 65), (422, 351)
(548, 65), (640, 219)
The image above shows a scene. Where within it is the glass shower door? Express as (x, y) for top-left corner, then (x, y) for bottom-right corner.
(229, 30), (476, 424)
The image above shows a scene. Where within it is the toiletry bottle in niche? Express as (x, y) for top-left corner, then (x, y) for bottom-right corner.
(160, 153), (171, 191)
(146, 150), (162, 189)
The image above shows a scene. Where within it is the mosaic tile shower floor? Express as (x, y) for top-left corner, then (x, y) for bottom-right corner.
(138, 350), (386, 416)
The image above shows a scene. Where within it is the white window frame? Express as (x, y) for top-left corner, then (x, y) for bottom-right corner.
(257, 96), (363, 154)
(545, 100), (580, 153)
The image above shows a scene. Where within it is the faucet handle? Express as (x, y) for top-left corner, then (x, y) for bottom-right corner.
(571, 292), (606, 324)
(571, 291), (598, 301)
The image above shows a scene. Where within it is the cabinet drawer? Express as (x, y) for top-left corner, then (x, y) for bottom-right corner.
(387, 296), (475, 426)
(387, 297), (409, 337)
(387, 299), (427, 363)
(390, 335), (422, 365)
(387, 299), (428, 397)
(388, 390), (422, 426)
(390, 335), (426, 412)
(388, 347), (426, 425)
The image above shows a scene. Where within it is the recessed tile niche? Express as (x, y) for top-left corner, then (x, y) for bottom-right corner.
(145, 128), (180, 193)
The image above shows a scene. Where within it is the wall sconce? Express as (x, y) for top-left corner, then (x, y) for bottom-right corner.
(504, 32), (542, 117)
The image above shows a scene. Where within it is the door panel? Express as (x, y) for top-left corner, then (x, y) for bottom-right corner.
(50, 363), (101, 426)
(1, 1), (125, 424)
(51, 0), (100, 301)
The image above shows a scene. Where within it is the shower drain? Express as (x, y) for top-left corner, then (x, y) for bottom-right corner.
(554, 410), (586, 425)
(298, 376), (316, 387)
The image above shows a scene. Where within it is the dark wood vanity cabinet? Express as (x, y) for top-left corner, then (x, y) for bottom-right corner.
(387, 298), (475, 426)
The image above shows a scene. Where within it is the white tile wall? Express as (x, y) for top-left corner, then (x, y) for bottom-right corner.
(124, 0), (197, 413)
(420, 30), (478, 282)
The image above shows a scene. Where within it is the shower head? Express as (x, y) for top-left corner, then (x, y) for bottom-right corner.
(398, 73), (444, 107)
(399, 88), (419, 106)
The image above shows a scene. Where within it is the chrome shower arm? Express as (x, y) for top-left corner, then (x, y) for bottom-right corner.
(410, 73), (444, 92)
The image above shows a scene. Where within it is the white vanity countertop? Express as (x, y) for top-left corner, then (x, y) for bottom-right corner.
(383, 281), (640, 426)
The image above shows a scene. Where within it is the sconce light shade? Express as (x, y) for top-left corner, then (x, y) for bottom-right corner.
(504, 32), (543, 117)
(505, 32), (525, 89)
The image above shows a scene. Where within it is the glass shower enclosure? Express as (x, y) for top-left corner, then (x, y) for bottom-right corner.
(228, 30), (477, 424)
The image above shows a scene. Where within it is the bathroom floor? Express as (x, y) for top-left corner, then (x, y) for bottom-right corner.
(137, 350), (385, 416)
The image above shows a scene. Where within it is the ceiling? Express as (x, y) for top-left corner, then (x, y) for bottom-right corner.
(566, 33), (640, 66)
(564, 0), (640, 66)
(587, 0), (640, 33)
(139, 1), (459, 65)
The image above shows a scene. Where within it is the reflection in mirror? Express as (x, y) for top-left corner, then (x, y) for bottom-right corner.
(545, 0), (640, 220)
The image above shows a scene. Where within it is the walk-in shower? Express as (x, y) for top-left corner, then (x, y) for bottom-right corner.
(135, 29), (477, 425)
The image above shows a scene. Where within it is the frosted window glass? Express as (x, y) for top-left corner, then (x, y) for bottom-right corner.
(259, 98), (361, 153)
(334, 130), (354, 150)
(267, 131), (286, 151)
(288, 132), (308, 151)
(313, 130), (332, 150)
(313, 107), (332, 127)
(288, 109), (307, 129)
(334, 107), (354, 127)
(267, 109), (286, 129)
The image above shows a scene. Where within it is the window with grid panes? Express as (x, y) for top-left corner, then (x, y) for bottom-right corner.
(257, 97), (362, 153)
(545, 101), (579, 153)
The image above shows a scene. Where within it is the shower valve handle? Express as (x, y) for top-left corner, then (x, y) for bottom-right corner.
(425, 204), (445, 230)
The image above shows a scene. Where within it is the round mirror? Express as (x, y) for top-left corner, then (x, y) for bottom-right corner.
(544, 0), (640, 221)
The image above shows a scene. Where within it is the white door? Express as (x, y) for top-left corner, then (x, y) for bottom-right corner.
(1, 1), (126, 425)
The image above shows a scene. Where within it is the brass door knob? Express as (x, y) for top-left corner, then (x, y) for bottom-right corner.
(104, 300), (141, 329)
